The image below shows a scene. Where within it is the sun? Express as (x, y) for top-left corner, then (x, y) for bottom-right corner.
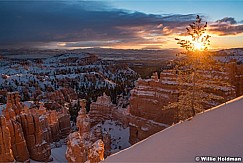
(193, 42), (204, 51)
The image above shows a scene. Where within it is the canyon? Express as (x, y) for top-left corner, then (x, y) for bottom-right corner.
(0, 48), (242, 162)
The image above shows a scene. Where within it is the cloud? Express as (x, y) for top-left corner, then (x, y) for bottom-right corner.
(209, 17), (243, 36)
(216, 17), (237, 24)
(0, 1), (197, 48)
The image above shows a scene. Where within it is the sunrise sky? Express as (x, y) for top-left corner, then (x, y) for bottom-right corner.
(0, 0), (242, 50)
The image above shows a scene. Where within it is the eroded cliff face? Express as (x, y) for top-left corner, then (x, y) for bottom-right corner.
(18, 113), (51, 162)
(88, 66), (237, 150)
(43, 88), (78, 110)
(2, 92), (31, 162)
(111, 106), (168, 145)
(89, 93), (114, 126)
(129, 69), (236, 124)
(3, 92), (51, 162)
(46, 110), (61, 142)
(3, 105), (29, 162)
(66, 132), (87, 162)
(225, 61), (243, 97)
(0, 92), (71, 162)
(89, 93), (168, 146)
(58, 108), (71, 139)
(0, 116), (15, 162)
(130, 72), (178, 125)
(66, 99), (109, 163)
(88, 139), (105, 163)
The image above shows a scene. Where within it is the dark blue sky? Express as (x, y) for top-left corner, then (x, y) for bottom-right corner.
(0, 0), (242, 49)
(110, 0), (243, 21)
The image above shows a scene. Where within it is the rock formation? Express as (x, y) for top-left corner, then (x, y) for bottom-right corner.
(66, 99), (107, 163)
(89, 93), (114, 126)
(3, 111), (30, 161)
(66, 132), (87, 163)
(77, 99), (90, 138)
(102, 132), (111, 157)
(38, 103), (52, 143)
(129, 69), (236, 125)
(7, 92), (24, 115)
(0, 116), (15, 162)
(36, 102), (71, 142)
(226, 61), (243, 96)
(46, 110), (61, 142)
(58, 107), (71, 138)
(2, 93), (30, 162)
(61, 88), (78, 103)
(90, 93), (168, 145)
(129, 73), (178, 124)
(18, 113), (51, 162)
(39, 114), (52, 144)
(88, 139), (105, 163)
(0, 92), (54, 162)
(44, 88), (78, 110)
(66, 99), (91, 162)
(0, 87), (73, 162)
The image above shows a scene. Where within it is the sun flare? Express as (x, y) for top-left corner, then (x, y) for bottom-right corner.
(193, 42), (204, 51)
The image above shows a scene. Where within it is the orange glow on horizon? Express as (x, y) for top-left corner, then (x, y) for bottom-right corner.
(52, 31), (243, 50)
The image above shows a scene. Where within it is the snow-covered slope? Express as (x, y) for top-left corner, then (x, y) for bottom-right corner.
(215, 48), (243, 63)
(104, 95), (243, 162)
(93, 120), (131, 154)
(50, 145), (67, 162)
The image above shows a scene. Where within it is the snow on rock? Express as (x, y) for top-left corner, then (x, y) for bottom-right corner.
(104, 95), (243, 162)
(0, 104), (6, 115)
(215, 48), (243, 63)
(23, 101), (34, 108)
(0, 52), (138, 102)
(88, 139), (105, 162)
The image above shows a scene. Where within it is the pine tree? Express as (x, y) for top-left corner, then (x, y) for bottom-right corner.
(165, 15), (233, 120)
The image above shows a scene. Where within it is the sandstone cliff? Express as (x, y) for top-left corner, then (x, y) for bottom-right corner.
(89, 93), (167, 146)
(0, 91), (72, 162)
(0, 116), (15, 162)
(129, 69), (236, 125)
(66, 99), (108, 163)
(18, 113), (51, 161)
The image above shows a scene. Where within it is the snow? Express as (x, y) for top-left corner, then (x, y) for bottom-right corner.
(141, 126), (149, 131)
(30, 145), (67, 163)
(23, 101), (34, 108)
(93, 120), (131, 154)
(0, 104), (5, 115)
(132, 90), (155, 97)
(51, 145), (67, 162)
(104, 95), (243, 162)
(215, 48), (243, 63)
(160, 79), (177, 85)
(0, 53), (137, 101)
(137, 85), (175, 93)
(128, 122), (138, 127)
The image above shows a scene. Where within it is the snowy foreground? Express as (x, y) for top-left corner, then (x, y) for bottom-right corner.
(104, 95), (243, 162)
